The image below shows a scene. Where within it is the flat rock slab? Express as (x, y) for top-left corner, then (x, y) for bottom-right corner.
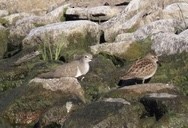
(65, 6), (124, 21)
(23, 20), (100, 47)
(30, 77), (85, 102)
(104, 83), (178, 102)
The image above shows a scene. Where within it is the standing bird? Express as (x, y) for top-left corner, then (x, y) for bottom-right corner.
(118, 53), (159, 86)
(38, 53), (93, 78)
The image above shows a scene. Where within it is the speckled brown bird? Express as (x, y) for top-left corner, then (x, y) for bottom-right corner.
(119, 53), (159, 86)
(38, 53), (93, 78)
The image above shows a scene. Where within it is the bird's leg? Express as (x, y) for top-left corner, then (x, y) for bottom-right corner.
(81, 76), (85, 81)
(142, 79), (145, 84)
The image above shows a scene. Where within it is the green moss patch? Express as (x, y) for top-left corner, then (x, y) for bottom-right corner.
(151, 52), (188, 95)
(122, 37), (152, 61)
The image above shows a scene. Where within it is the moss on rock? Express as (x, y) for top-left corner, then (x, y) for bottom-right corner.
(0, 28), (9, 59)
(151, 52), (188, 95)
(122, 37), (152, 61)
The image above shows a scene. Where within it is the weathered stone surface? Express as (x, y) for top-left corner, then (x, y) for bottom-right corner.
(0, 0), (65, 14)
(10, 4), (69, 40)
(0, 10), (8, 17)
(1, 76), (85, 126)
(140, 93), (188, 127)
(91, 37), (152, 60)
(104, 83), (177, 102)
(115, 19), (182, 42)
(153, 114), (188, 128)
(30, 77), (85, 102)
(22, 20), (100, 49)
(151, 29), (188, 55)
(101, 0), (188, 42)
(163, 2), (188, 19)
(65, 6), (123, 21)
(63, 101), (143, 128)
(3, 13), (33, 25)
(0, 25), (8, 59)
(90, 41), (132, 57)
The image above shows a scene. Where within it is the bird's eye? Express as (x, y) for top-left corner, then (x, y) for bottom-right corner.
(84, 55), (88, 58)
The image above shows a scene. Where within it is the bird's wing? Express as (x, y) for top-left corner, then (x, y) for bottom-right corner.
(121, 58), (153, 79)
(53, 61), (79, 77)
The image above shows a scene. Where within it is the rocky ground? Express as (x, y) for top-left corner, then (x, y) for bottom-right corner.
(0, 0), (188, 127)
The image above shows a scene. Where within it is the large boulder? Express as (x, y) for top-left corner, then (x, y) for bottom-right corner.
(65, 6), (123, 21)
(23, 20), (100, 59)
(104, 83), (177, 102)
(9, 4), (69, 42)
(3, 13), (33, 26)
(1, 76), (85, 126)
(101, 0), (188, 42)
(115, 19), (183, 42)
(63, 100), (143, 128)
(91, 37), (152, 60)
(151, 29), (188, 55)
(140, 93), (188, 127)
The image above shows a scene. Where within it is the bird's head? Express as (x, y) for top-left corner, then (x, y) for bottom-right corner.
(145, 53), (162, 66)
(81, 53), (93, 63)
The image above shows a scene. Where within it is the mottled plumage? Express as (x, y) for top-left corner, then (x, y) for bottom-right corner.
(119, 53), (159, 85)
(38, 53), (92, 78)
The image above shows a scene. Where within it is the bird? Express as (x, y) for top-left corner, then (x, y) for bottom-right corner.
(118, 53), (160, 86)
(38, 53), (93, 78)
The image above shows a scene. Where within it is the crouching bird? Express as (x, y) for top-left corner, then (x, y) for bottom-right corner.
(38, 53), (93, 78)
(118, 53), (160, 87)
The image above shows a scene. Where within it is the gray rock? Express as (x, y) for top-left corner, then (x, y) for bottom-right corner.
(10, 4), (69, 39)
(115, 19), (183, 42)
(65, 6), (123, 21)
(23, 20), (100, 48)
(101, 0), (188, 42)
(90, 41), (132, 57)
(0, 10), (8, 17)
(30, 77), (86, 103)
(63, 101), (143, 128)
(3, 12), (33, 25)
(151, 29), (188, 55)
(163, 2), (188, 19)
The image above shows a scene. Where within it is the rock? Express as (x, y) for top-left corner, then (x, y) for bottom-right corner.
(163, 2), (188, 19)
(90, 41), (132, 57)
(65, 6), (123, 21)
(153, 113), (188, 128)
(91, 37), (152, 60)
(104, 83), (177, 102)
(3, 12), (33, 25)
(9, 4), (69, 41)
(101, 0), (188, 41)
(30, 77), (85, 103)
(140, 93), (188, 126)
(66, 0), (130, 7)
(36, 101), (81, 127)
(115, 19), (182, 42)
(63, 101), (143, 128)
(0, 25), (8, 59)
(23, 20), (100, 58)
(80, 54), (117, 101)
(1, 76), (85, 126)
(151, 29), (188, 55)
(0, 10), (8, 17)
(0, 0), (66, 14)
